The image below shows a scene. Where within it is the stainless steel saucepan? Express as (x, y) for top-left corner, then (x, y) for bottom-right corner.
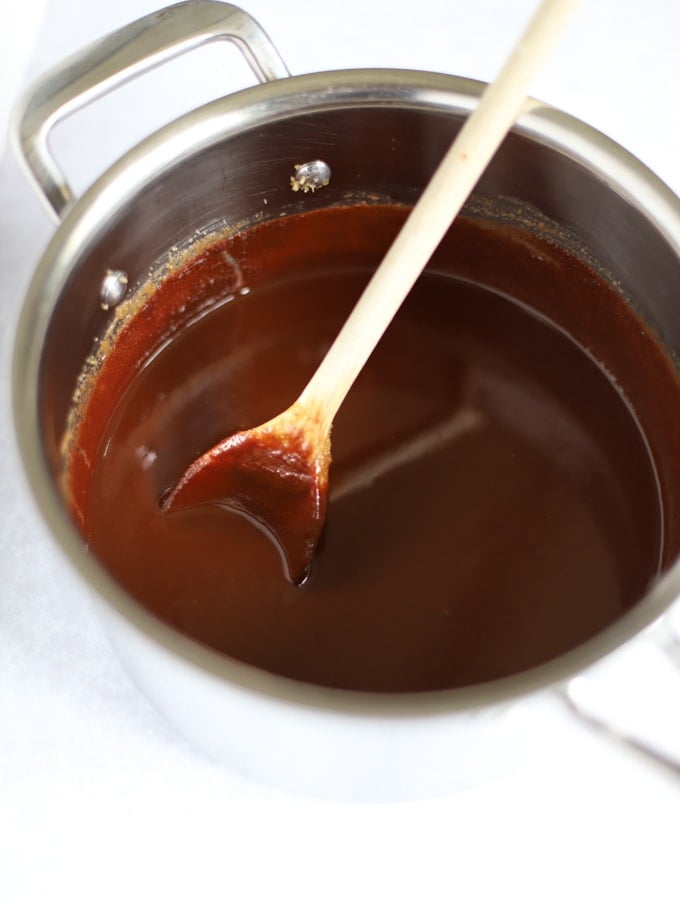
(12, 0), (680, 799)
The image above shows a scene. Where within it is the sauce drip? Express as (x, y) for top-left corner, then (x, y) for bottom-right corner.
(67, 204), (680, 692)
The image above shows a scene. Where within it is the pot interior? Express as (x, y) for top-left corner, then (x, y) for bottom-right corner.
(24, 75), (680, 694)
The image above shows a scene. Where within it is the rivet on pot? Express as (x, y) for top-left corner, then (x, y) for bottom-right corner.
(290, 160), (331, 193)
(99, 269), (129, 309)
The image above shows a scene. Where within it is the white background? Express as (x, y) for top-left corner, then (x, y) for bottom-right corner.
(3, 1), (680, 902)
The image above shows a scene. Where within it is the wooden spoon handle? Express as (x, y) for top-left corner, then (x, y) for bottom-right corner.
(299, 0), (582, 429)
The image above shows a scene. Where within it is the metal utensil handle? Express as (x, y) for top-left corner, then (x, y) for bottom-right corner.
(562, 611), (680, 779)
(12, 0), (290, 220)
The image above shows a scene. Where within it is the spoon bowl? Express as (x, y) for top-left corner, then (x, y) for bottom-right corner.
(162, 400), (330, 583)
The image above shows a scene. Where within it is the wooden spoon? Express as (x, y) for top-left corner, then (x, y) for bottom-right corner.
(162, 0), (581, 584)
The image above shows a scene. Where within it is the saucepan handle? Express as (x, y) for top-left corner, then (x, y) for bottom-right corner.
(560, 606), (680, 779)
(11, 0), (290, 220)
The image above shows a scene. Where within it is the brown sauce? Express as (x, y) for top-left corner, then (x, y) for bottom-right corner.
(66, 203), (680, 691)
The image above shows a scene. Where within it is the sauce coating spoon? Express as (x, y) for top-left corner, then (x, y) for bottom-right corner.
(162, 0), (581, 583)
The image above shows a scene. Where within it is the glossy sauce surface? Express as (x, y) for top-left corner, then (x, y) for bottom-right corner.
(69, 204), (680, 691)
